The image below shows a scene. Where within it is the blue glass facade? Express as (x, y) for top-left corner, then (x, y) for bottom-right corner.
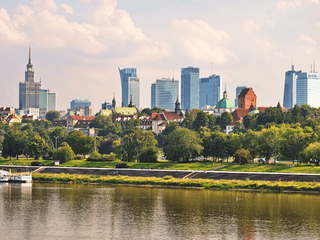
(283, 65), (299, 109)
(199, 74), (222, 109)
(118, 67), (138, 107)
(151, 78), (179, 111)
(151, 83), (156, 109)
(129, 77), (140, 107)
(71, 99), (91, 109)
(181, 67), (199, 111)
(235, 86), (247, 108)
(296, 72), (320, 107)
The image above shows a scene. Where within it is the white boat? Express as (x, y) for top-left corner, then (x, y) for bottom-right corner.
(0, 170), (9, 182)
(8, 173), (32, 183)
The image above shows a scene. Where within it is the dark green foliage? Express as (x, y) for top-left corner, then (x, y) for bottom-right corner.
(66, 130), (95, 156)
(234, 149), (251, 165)
(45, 111), (60, 122)
(87, 156), (114, 162)
(53, 142), (74, 163)
(116, 162), (127, 168)
(139, 146), (159, 162)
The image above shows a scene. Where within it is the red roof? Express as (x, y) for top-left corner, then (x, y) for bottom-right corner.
(69, 116), (95, 121)
(163, 111), (183, 121)
(151, 113), (165, 121)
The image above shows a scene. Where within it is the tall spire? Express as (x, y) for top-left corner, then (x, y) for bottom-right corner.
(29, 46), (31, 64)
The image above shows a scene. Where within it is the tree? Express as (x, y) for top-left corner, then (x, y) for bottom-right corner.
(226, 133), (243, 161)
(53, 142), (74, 163)
(2, 130), (27, 159)
(210, 131), (227, 161)
(242, 130), (260, 160)
(50, 127), (68, 148)
(139, 146), (159, 162)
(198, 127), (212, 159)
(233, 121), (246, 133)
(90, 115), (112, 129)
(46, 111), (60, 122)
(257, 126), (282, 161)
(216, 112), (233, 131)
(193, 111), (209, 131)
(304, 142), (320, 164)
(66, 130), (95, 156)
(234, 149), (251, 165)
(157, 122), (179, 147)
(28, 135), (50, 159)
(163, 128), (203, 162)
(123, 118), (140, 135)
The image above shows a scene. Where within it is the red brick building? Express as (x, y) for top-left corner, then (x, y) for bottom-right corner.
(238, 87), (257, 109)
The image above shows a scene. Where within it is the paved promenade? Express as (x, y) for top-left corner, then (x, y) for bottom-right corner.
(1, 165), (320, 182)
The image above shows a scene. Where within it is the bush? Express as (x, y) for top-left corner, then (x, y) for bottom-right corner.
(74, 156), (84, 160)
(53, 142), (74, 163)
(234, 148), (251, 165)
(87, 156), (114, 162)
(89, 152), (101, 158)
(31, 161), (43, 166)
(139, 146), (159, 162)
(116, 162), (127, 168)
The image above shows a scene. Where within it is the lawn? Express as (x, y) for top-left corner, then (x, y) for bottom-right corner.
(1, 158), (320, 173)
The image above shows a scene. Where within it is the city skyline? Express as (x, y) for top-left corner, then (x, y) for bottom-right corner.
(1, 0), (320, 112)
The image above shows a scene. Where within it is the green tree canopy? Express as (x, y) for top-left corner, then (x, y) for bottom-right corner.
(53, 142), (74, 163)
(46, 111), (60, 122)
(66, 130), (95, 156)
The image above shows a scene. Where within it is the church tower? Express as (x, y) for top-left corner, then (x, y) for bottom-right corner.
(19, 46), (41, 109)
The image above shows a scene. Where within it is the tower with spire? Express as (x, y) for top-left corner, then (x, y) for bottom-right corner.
(19, 46), (41, 109)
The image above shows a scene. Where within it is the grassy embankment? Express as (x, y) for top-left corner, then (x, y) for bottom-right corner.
(2, 158), (320, 173)
(33, 172), (320, 193)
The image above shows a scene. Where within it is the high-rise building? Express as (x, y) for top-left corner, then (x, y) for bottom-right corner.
(296, 72), (320, 107)
(151, 78), (179, 111)
(199, 74), (222, 109)
(70, 99), (91, 109)
(235, 86), (247, 108)
(19, 47), (41, 109)
(181, 67), (199, 111)
(40, 89), (48, 110)
(283, 65), (300, 109)
(118, 67), (140, 107)
(151, 83), (156, 109)
(48, 92), (56, 111)
(283, 64), (320, 108)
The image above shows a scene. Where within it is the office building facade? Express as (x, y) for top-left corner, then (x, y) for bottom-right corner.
(283, 65), (300, 109)
(151, 78), (179, 111)
(296, 72), (320, 107)
(19, 47), (41, 109)
(70, 99), (91, 109)
(199, 74), (222, 109)
(181, 67), (199, 111)
(118, 67), (140, 107)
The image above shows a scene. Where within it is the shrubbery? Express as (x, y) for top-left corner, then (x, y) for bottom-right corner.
(139, 146), (159, 162)
(53, 142), (74, 163)
(234, 148), (251, 165)
(116, 162), (127, 168)
(87, 156), (114, 162)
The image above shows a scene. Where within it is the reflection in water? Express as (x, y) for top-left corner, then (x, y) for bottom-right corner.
(0, 183), (320, 239)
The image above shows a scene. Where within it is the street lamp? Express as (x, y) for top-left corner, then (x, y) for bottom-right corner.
(53, 136), (59, 150)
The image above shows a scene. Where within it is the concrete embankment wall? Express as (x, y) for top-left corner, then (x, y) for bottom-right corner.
(2, 165), (320, 182)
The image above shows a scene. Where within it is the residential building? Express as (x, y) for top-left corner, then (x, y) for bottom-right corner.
(199, 74), (222, 109)
(113, 115), (152, 131)
(19, 47), (41, 109)
(151, 99), (184, 134)
(151, 78), (179, 111)
(235, 86), (247, 108)
(118, 67), (140, 107)
(66, 116), (95, 129)
(181, 66), (199, 111)
(0, 107), (15, 118)
(70, 99), (91, 109)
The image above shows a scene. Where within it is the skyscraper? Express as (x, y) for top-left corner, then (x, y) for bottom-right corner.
(199, 74), (222, 109)
(235, 86), (247, 108)
(151, 78), (179, 111)
(283, 64), (320, 108)
(296, 72), (320, 107)
(283, 65), (299, 109)
(47, 92), (56, 111)
(181, 67), (199, 111)
(118, 67), (140, 107)
(19, 47), (41, 109)
(70, 99), (91, 109)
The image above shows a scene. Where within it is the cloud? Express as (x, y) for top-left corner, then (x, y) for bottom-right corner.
(243, 19), (260, 32)
(265, 20), (275, 28)
(276, 0), (302, 10)
(80, 0), (91, 2)
(305, 0), (319, 4)
(171, 19), (232, 64)
(32, 0), (58, 12)
(298, 35), (316, 44)
(61, 4), (73, 14)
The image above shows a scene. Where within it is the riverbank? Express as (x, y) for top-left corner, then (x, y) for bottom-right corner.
(32, 173), (320, 193)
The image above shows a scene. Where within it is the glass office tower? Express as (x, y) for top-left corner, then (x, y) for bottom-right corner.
(296, 72), (320, 107)
(151, 78), (179, 111)
(283, 65), (300, 109)
(71, 99), (91, 109)
(181, 67), (199, 111)
(48, 92), (56, 111)
(118, 67), (139, 107)
(199, 74), (222, 109)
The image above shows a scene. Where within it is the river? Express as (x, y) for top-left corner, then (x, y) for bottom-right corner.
(0, 183), (320, 239)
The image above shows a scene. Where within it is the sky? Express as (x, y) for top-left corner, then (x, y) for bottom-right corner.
(0, 0), (320, 113)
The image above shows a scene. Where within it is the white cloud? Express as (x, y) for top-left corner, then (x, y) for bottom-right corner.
(315, 21), (320, 27)
(276, 0), (302, 10)
(32, 0), (58, 12)
(243, 19), (260, 32)
(298, 35), (316, 44)
(171, 19), (232, 63)
(265, 20), (275, 28)
(61, 4), (73, 14)
(305, 0), (319, 4)
(80, 0), (91, 2)
(303, 46), (314, 53)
